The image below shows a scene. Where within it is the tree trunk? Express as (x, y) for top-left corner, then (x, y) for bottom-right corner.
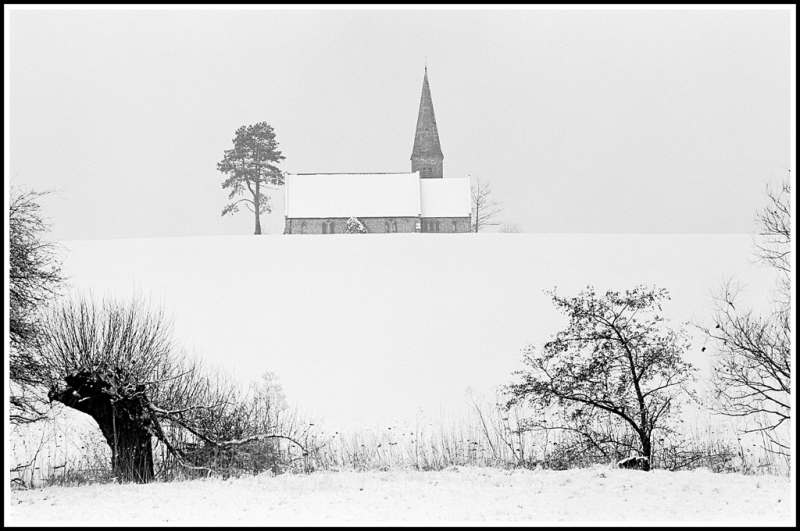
(254, 182), (262, 235)
(100, 412), (155, 483)
(639, 432), (652, 471)
(49, 371), (156, 483)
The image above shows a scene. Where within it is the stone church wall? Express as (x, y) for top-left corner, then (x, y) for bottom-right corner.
(285, 216), (471, 234)
(412, 157), (443, 180)
(286, 217), (418, 234)
(420, 217), (471, 233)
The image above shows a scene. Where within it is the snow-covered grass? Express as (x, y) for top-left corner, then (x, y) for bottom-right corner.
(8, 465), (793, 524)
(9, 391), (785, 493)
(7, 233), (792, 523)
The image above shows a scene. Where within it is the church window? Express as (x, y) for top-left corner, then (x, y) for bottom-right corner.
(435, 221), (440, 233)
(329, 221), (335, 234)
(392, 220), (397, 233)
(322, 221), (327, 234)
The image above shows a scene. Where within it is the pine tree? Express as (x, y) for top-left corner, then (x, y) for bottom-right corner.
(217, 122), (285, 235)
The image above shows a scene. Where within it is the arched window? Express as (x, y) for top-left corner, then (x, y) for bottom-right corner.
(392, 220), (397, 233)
(322, 221), (327, 234)
(329, 221), (335, 234)
(435, 221), (440, 233)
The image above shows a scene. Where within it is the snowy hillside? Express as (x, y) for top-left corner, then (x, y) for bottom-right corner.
(58, 233), (774, 430)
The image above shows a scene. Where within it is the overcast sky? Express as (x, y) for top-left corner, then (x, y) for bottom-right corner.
(6, 7), (794, 240)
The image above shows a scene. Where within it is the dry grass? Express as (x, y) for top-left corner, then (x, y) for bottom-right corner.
(10, 395), (789, 489)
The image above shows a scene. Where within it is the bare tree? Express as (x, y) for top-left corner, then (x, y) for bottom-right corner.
(9, 187), (65, 425)
(753, 177), (791, 296)
(506, 286), (696, 470)
(470, 176), (504, 232)
(35, 294), (306, 483)
(499, 222), (522, 233)
(698, 175), (791, 459)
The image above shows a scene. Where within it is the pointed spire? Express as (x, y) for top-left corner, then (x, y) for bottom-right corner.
(411, 66), (444, 178)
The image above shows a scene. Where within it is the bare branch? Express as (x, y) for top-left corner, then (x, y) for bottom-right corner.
(697, 174), (791, 461)
(471, 176), (505, 232)
(506, 285), (695, 468)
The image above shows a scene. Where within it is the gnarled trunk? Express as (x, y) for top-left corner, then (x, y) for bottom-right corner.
(49, 371), (156, 483)
(98, 412), (155, 483)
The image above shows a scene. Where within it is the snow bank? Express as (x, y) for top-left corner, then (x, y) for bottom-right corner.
(56, 233), (774, 429)
(8, 465), (793, 524)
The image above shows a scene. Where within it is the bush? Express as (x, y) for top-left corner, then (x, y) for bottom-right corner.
(345, 217), (367, 233)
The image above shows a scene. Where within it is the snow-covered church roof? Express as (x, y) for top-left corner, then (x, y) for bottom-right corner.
(285, 173), (420, 218)
(419, 177), (471, 217)
(285, 173), (471, 219)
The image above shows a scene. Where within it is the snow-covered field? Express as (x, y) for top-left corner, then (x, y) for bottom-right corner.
(7, 466), (793, 524)
(56, 233), (774, 430)
(5, 233), (793, 525)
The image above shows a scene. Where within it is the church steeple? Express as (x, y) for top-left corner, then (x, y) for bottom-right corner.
(411, 66), (444, 179)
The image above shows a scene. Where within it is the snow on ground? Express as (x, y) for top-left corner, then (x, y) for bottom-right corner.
(7, 234), (793, 525)
(56, 233), (775, 431)
(7, 466), (793, 524)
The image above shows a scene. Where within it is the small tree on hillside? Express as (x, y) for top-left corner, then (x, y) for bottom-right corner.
(471, 176), (504, 232)
(345, 217), (367, 234)
(500, 222), (522, 233)
(35, 295), (306, 483)
(698, 175), (791, 459)
(506, 286), (695, 470)
(9, 187), (65, 425)
(217, 122), (285, 235)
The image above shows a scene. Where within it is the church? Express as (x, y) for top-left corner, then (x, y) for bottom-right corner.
(284, 68), (472, 234)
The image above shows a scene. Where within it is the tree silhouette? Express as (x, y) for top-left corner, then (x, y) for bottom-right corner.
(470, 176), (504, 232)
(9, 187), (65, 425)
(507, 286), (695, 470)
(217, 122), (285, 235)
(699, 174), (791, 459)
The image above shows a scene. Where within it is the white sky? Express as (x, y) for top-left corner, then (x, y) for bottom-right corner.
(5, 6), (795, 240)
